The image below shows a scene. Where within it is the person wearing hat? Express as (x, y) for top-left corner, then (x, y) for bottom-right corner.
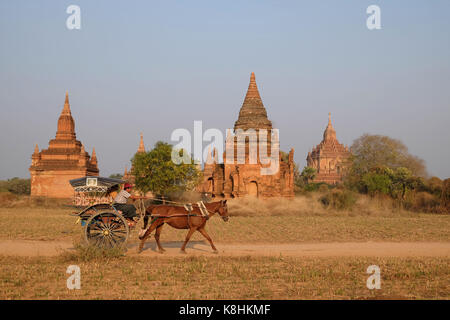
(113, 183), (138, 223)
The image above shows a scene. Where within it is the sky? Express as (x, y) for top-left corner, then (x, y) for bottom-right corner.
(0, 0), (449, 179)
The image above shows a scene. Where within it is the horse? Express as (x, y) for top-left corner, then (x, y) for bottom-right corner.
(137, 200), (229, 254)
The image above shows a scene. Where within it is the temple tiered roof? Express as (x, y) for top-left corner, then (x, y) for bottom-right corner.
(308, 113), (349, 157)
(234, 72), (272, 131)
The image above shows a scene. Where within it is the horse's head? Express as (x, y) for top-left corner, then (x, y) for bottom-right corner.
(216, 200), (229, 222)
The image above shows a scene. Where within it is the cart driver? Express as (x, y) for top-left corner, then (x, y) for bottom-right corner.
(113, 183), (138, 223)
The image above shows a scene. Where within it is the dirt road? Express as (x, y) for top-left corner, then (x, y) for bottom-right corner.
(0, 240), (449, 257)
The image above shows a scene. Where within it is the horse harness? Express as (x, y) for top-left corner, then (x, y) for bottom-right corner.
(150, 201), (211, 228)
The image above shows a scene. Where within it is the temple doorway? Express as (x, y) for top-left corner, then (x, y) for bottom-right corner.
(208, 178), (214, 193)
(247, 181), (258, 197)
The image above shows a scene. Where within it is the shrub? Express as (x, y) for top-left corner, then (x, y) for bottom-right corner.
(0, 191), (18, 206)
(442, 179), (450, 209)
(59, 243), (126, 263)
(304, 182), (329, 192)
(319, 190), (357, 211)
(2, 178), (31, 195)
(406, 192), (441, 213)
(0, 180), (8, 192)
(318, 184), (329, 193)
(425, 177), (443, 196)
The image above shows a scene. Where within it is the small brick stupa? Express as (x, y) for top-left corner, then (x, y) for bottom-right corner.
(199, 72), (295, 198)
(29, 92), (99, 198)
(306, 113), (351, 184)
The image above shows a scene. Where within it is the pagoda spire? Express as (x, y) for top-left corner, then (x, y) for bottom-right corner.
(138, 133), (145, 153)
(31, 144), (41, 166)
(91, 147), (97, 165)
(56, 91), (76, 139)
(234, 72), (272, 131)
(323, 112), (337, 141)
(62, 91), (71, 115)
(78, 143), (88, 166)
(245, 72), (262, 100)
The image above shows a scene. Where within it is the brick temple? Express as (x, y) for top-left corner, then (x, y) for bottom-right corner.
(199, 73), (295, 198)
(29, 92), (99, 198)
(306, 113), (350, 184)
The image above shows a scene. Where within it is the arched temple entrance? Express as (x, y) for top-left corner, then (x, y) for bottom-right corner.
(247, 181), (258, 197)
(207, 178), (214, 193)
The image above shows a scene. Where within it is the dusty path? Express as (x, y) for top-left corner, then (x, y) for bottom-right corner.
(0, 240), (449, 257)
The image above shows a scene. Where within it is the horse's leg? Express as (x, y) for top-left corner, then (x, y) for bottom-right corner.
(143, 214), (149, 229)
(154, 223), (165, 253)
(197, 227), (218, 253)
(139, 206), (155, 239)
(180, 227), (197, 253)
(138, 214), (150, 239)
(138, 220), (161, 253)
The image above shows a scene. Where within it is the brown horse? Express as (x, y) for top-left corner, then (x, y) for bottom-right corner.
(138, 200), (229, 254)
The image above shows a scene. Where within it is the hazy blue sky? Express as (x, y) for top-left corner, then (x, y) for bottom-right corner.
(1, 1), (449, 179)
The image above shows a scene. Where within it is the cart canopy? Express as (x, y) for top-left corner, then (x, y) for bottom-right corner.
(69, 176), (125, 192)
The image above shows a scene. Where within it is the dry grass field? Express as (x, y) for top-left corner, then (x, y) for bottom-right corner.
(1, 255), (448, 299)
(0, 197), (449, 300)
(0, 207), (449, 243)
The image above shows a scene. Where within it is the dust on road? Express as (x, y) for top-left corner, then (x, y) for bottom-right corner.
(0, 240), (449, 257)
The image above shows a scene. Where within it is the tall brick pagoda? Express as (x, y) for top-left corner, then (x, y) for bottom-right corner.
(200, 72), (295, 198)
(306, 113), (351, 184)
(29, 92), (99, 198)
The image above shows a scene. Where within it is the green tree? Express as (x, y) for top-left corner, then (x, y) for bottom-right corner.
(300, 167), (317, 185)
(361, 170), (392, 196)
(131, 141), (201, 197)
(350, 134), (427, 177)
(390, 167), (413, 200)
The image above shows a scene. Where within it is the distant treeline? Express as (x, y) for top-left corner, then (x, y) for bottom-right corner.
(0, 178), (31, 195)
(2, 134), (449, 214)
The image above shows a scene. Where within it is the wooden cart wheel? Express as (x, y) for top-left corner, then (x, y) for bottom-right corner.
(84, 211), (129, 248)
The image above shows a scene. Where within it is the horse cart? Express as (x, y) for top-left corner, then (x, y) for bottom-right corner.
(68, 176), (229, 253)
(69, 176), (141, 249)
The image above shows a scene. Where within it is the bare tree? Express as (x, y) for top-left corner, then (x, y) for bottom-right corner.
(350, 134), (427, 177)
